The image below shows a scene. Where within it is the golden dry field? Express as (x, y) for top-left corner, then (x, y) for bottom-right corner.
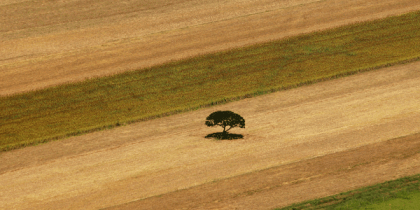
(2, 0), (420, 96)
(1, 0), (420, 209)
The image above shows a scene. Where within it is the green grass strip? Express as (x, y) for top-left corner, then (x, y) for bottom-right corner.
(357, 191), (420, 210)
(1, 10), (420, 152)
(274, 174), (420, 210)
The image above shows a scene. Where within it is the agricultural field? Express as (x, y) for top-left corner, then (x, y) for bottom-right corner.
(2, 0), (419, 96)
(1, 0), (420, 209)
(2, 61), (419, 209)
(2, 7), (420, 152)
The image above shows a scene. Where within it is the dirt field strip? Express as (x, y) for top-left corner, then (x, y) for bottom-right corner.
(104, 133), (420, 210)
(1, 0), (420, 96)
(1, 61), (419, 209)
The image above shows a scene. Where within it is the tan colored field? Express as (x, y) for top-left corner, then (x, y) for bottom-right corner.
(2, 0), (420, 209)
(1, 0), (420, 96)
(1, 61), (419, 209)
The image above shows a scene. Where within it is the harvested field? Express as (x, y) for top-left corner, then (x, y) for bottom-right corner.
(2, 7), (420, 152)
(106, 134), (420, 210)
(2, 0), (420, 209)
(1, 0), (420, 96)
(1, 62), (419, 209)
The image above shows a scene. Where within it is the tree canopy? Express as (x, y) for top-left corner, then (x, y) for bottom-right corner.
(205, 110), (245, 134)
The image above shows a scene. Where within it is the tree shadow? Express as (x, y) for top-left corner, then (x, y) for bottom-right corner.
(205, 132), (244, 140)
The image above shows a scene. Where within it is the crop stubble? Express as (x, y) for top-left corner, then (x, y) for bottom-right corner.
(1, 0), (420, 96)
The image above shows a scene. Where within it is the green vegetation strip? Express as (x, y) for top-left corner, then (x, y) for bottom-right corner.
(1, 11), (420, 151)
(274, 174), (420, 210)
(358, 192), (420, 210)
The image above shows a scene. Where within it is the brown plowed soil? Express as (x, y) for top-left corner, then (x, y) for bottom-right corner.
(1, 61), (419, 209)
(1, 0), (420, 96)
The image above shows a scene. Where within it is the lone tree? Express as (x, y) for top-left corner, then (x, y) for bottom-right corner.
(205, 111), (245, 137)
